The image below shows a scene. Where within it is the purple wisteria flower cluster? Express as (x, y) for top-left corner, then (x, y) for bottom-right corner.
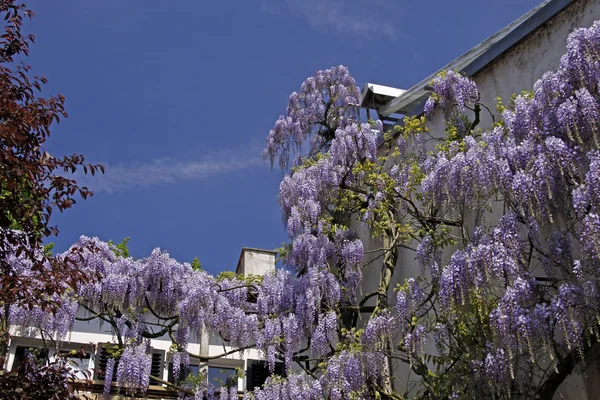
(7, 20), (600, 400)
(116, 341), (153, 394)
(410, 20), (600, 398)
(424, 70), (479, 134)
(264, 65), (361, 170)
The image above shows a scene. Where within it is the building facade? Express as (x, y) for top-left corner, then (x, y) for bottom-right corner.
(6, 247), (277, 399)
(359, 0), (600, 399)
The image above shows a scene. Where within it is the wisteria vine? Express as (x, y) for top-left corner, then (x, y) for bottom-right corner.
(6, 20), (600, 400)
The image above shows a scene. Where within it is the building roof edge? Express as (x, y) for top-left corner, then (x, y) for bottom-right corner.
(378, 0), (574, 117)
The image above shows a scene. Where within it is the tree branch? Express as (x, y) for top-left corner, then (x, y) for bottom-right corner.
(535, 337), (600, 399)
(148, 374), (194, 396)
(186, 345), (254, 362)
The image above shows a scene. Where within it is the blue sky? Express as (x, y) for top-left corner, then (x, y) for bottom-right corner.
(26, 0), (542, 275)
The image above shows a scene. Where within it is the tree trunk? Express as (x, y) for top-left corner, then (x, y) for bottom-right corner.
(536, 338), (600, 399)
(373, 212), (400, 396)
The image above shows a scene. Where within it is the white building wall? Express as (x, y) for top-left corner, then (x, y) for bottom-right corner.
(236, 248), (277, 276)
(361, 0), (600, 398)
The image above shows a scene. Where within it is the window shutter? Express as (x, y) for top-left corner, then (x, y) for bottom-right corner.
(150, 349), (164, 383)
(94, 344), (164, 385)
(94, 344), (119, 381)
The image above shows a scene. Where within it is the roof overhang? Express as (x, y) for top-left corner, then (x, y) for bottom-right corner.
(360, 83), (406, 110)
(376, 0), (574, 117)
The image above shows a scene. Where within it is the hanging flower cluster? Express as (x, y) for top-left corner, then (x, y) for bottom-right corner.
(7, 20), (600, 400)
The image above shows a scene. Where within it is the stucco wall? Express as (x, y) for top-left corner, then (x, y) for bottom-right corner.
(236, 248), (277, 276)
(360, 0), (600, 397)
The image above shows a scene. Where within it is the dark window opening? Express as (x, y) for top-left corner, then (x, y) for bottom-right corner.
(208, 366), (237, 388)
(150, 352), (163, 380)
(11, 346), (49, 372)
(245, 360), (284, 391)
(167, 362), (200, 384)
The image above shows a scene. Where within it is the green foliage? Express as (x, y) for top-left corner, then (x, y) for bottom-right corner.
(0, 179), (44, 233)
(43, 242), (54, 257)
(26, 347), (48, 367)
(215, 270), (239, 281)
(235, 367), (244, 380)
(108, 237), (131, 258)
(275, 242), (293, 263)
(105, 343), (123, 359)
(215, 270), (263, 284)
(184, 368), (208, 391)
(191, 257), (203, 271)
(337, 327), (364, 353)
(507, 90), (533, 110)
(414, 223), (456, 246)
(495, 96), (506, 115)
(244, 273), (263, 286)
(401, 115), (429, 137)
(290, 152), (326, 174)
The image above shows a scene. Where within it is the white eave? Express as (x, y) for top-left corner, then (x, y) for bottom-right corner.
(360, 83), (406, 111)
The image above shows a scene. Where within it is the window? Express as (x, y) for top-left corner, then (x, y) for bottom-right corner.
(167, 362), (200, 384)
(11, 343), (93, 379)
(94, 344), (120, 381)
(55, 350), (92, 380)
(70, 355), (91, 379)
(150, 351), (164, 381)
(245, 360), (284, 391)
(208, 366), (237, 388)
(94, 344), (164, 384)
(11, 346), (49, 371)
(209, 335), (226, 346)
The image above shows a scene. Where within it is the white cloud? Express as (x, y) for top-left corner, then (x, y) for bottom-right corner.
(77, 145), (265, 194)
(266, 0), (403, 40)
